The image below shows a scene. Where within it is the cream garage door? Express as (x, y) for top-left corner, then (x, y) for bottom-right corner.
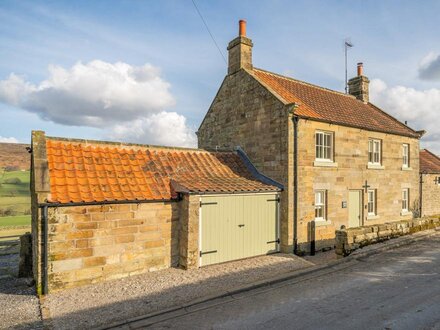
(200, 193), (280, 267)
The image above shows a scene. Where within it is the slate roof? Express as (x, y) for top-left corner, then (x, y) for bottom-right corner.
(420, 149), (440, 174)
(252, 68), (420, 138)
(45, 138), (280, 204)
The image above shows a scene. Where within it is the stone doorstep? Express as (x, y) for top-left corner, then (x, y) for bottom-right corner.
(95, 229), (439, 330)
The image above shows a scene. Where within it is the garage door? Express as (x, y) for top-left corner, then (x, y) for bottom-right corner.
(200, 193), (280, 267)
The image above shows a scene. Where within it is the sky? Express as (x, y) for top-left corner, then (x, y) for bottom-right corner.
(0, 0), (440, 153)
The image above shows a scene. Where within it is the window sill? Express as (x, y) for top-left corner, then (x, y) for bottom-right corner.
(401, 166), (412, 171)
(367, 163), (385, 170)
(400, 210), (412, 216)
(314, 161), (338, 168)
(314, 219), (332, 227)
(366, 214), (379, 220)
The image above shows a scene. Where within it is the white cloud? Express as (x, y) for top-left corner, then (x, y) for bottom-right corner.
(111, 112), (197, 147)
(370, 79), (440, 154)
(418, 52), (440, 81)
(0, 60), (197, 147)
(0, 136), (19, 143)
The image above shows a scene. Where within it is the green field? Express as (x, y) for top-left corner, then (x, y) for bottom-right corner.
(0, 215), (31, 227)
(0, 170), (31, 227)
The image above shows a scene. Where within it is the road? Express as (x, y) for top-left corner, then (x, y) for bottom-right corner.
(135, 233), (440, 330)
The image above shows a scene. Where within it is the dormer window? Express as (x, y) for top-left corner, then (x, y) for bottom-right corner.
(315, 131), (334, 162)
(368, 139), (381, 165)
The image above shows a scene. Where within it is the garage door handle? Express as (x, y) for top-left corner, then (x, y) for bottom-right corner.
(238, 224), (245, 227)
(267, 239), (280, 244)
(200, 250), (217, 257)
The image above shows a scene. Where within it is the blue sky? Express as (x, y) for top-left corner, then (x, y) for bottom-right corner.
(1, 0), (440, 152)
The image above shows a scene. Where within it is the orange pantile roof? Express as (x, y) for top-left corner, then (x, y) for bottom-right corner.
(420, 149), (440, 174)
(45, 138), (280, 204)
(252, 68), (420, 138)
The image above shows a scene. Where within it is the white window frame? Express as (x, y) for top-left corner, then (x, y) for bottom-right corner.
(402, 189), (409, 212)
(314, 190), (327, 221)
(315, 131), (334, 162)
(368, 139), (381, 165)
(367, 189), (376, 216)
(402, 144), (409, 168)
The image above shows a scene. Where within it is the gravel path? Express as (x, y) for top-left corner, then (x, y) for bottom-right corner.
(0, 253), (43, 330)
(44, 254), (313, 329)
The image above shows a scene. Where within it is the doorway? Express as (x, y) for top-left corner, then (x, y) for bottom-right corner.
(348, 190), (363, 228)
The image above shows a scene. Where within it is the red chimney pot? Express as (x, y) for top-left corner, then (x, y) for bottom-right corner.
(357, 62), (364, 76)
(239, 19), (246, 37)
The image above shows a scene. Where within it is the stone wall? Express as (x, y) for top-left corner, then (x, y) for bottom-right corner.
(296, 119), (420, 253)
(179, 195), (200, 269)
(422, 173), (440, 217)
(335, 216), (440, 257)
(30, 131), (50, 295)
(46, 202), (180, 291)
(198, 69), (293, 253)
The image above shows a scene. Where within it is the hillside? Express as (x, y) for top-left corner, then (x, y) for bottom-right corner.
(0, 143), (30, 170)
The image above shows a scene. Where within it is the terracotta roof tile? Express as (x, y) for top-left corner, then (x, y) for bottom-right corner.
(420, 149), (440, 174)
(252, 69), (419, 138)
(46, 138), (279, 204)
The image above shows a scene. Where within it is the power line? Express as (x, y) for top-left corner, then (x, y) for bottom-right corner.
(191, 0), (227, 64)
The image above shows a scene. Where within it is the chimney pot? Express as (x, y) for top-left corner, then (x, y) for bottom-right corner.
(239, 19), (246, 36)
(357, 62), (363, 76)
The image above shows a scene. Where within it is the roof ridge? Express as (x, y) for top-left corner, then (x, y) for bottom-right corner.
(46, 136), (214, 153)
(422, 148), (440, 161)
(254, 67), (356, 99)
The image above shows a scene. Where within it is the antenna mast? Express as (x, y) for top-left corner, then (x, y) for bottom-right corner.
(345, 39), (353, 93)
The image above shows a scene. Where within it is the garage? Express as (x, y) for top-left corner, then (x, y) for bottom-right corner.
(199, 193), (280, 266)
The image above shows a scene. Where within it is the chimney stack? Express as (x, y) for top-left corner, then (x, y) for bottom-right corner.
(227, 20), (253, 74)
(348, 62), (370, 103)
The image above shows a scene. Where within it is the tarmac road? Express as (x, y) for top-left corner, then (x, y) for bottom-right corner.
(142, 233), (440, 330)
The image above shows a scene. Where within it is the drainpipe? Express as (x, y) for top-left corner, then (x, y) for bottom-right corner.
(41, 205), (49, 295)
(292, 113), (300, 255)
(419, 173), (423, 218)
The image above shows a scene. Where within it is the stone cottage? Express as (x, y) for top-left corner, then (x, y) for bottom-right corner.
(197, 20), (423, 253)
(30, 131), (282, 293)
(420, 149), (440, 217)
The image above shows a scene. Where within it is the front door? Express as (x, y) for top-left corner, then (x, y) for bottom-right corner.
(348, 190), (362, 228)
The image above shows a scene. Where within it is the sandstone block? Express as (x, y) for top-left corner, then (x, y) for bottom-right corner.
(83, 256), (106, 267)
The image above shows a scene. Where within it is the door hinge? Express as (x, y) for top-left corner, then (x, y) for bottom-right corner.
(200, 201), (218, 207)
(267, 238), (280, 244)
(200, 250), (217, 257)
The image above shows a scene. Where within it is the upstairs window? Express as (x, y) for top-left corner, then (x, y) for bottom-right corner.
(314, 190), (327, 221)
(315, 131), (333, 161)
(367, 189), (377, 216)
(402, 144), (409, 167)
(368, 139), (381, 165)
(402, 189), (409, 212)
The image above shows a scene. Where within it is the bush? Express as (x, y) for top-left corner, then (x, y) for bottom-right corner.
(4, 166), (19, 172)
(4, 177), (22, 184)
(0, 207), (16, 216)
